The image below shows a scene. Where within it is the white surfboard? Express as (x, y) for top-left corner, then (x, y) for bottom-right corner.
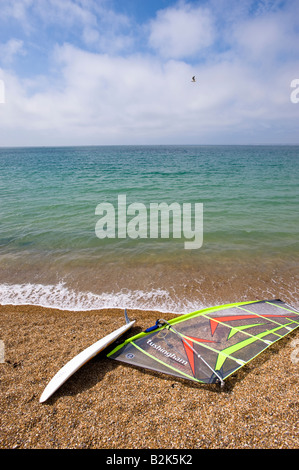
(40, 311), (135, 403)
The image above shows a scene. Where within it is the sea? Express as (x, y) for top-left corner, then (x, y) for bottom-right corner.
(0, 145), (298, 313)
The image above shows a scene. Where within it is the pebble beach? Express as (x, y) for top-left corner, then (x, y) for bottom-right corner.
(0, 304), (298, 450)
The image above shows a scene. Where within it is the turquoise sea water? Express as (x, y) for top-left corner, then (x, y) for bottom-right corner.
(0, 145), (298, 312)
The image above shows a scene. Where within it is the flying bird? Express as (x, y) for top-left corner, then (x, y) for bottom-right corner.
(191, 76), (196, 82)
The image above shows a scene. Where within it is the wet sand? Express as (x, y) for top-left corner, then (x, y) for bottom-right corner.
(1, 254), (298, 315)
(0, 304), (298, 449)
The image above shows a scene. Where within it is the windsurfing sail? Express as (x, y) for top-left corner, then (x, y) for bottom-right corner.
(107, 300), (299, 385)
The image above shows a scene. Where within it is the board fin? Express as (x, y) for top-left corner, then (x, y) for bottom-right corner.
(124, 308), (130, 324)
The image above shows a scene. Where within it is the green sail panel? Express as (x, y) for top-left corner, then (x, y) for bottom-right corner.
(107, 300), (299, 385)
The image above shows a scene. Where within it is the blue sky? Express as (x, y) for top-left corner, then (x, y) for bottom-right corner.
(0, 0), (298, 146)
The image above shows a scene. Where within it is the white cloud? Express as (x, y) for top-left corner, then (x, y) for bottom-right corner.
(1, 40), (298, 146)
(232, 11), (297, 64)
(0, 0), (134, 54)
(0, 1), (298, 145)
(0, 39), (25, 64)
(2, 0), (34, 21)
(0, 45), (199, 143)
(148, 2), (215, 59)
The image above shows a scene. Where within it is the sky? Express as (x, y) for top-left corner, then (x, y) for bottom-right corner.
(0, 0), (299, 146)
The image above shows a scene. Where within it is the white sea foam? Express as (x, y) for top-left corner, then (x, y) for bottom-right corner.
(0, 282), (198, 314)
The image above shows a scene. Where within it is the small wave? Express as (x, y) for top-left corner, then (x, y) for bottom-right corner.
(0, 282), (198, 314)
